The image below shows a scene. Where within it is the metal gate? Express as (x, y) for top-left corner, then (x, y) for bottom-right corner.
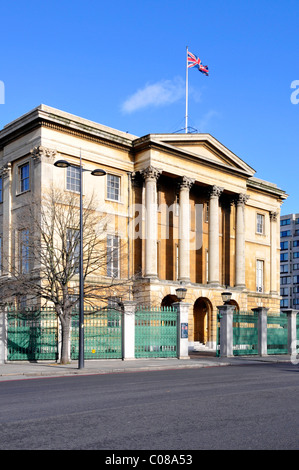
(71, 309), (122, 359)
(267, 312), (288, 354)
(7, 308), (58, 361)
(135, 306), (177, 358)
(233, 311), (259, 355)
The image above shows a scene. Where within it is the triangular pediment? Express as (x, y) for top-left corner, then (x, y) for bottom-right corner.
(147, 133), (255, 177)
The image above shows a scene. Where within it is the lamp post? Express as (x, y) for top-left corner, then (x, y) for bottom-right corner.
(54, 155), (106, 369)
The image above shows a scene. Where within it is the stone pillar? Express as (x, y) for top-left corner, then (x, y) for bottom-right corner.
(173, 302), (191, 359)
(252, 307), (269, 356)
(208, 185), (223, 286)
(217, 304), (235, 357)
(121, 301), (136, 360)
(178, 176), (194, 282)
(140, 166), (162, 278)
(235, 193), (249, 288)
(282, 309), (298, 358)
(270, 211), (278, 294)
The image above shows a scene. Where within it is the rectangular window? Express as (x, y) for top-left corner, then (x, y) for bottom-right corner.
(280, 241), (288, 250)
(256, 214), (264, 234)
(107, 235), (120, 278)
(256, 259), (264, 292)
(66, 165), (80, 192)
(280, 287), (288, 296)
(281, 276), (291, 285)
(294, 240), (299, 247)
(293, 264), (299, 271)
(294, 252), (299, 259)
(280, 264), (288, 273)
(280, 299), (288, 308)
(280, 219), (290, 226)
(107, 174), (120, 201)
(19, 229), (29, 274)
(280, 253), (288, 261)
(66, 228), (80, 274)
(294, 276), (299, 284)
(20, 163), (29, 193)
(281, 230), (291, 237)
(294, 286), (299, 293)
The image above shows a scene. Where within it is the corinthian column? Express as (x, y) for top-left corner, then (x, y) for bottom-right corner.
(235, 193), (249, 288)
(208, 185), (223, 285)
(270, 211), (278, 294)
(140, 165), (162, 278)
(178, 176), (194, 282)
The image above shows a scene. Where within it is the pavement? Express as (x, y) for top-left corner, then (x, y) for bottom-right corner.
(0, 351), (295, 381)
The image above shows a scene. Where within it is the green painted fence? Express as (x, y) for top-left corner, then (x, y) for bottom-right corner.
(135, 306), (177, 358)
(7, 308), (58, 361)
(233, 311), (259, 356)
(267, 312), (288, 355)
(71, 308), (122, 359)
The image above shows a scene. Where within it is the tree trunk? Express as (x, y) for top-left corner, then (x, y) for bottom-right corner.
(60, 314), (71, 364)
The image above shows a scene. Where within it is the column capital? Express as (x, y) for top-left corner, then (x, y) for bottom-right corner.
(140, 165), (162, 182)
(30, 145), (57, 165)
(270, 211), (278, 221)
(209, 185), (223, 199)
(0, 162), (12, 179)
(178, 176), (195, 191)
(235, 193), (250, 206)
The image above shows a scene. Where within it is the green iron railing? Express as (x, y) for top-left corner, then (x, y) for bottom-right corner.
(7, 308), (58, 361)
(71, 308), (122, 359)
(267, 312), (288, 355)
(233, 311), (259, 356)
(135, 306), (177, 358)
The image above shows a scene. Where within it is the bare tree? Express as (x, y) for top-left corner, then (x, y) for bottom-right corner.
(0, 186), (133, 363)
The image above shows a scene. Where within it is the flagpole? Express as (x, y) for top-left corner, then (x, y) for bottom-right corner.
(185, 46), (188, 133)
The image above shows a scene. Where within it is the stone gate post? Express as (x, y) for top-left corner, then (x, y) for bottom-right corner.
(252, 307), (269, 356)
(0, 311), (6, 364)
(121, 301), (136, 360)
(282, 309), (298, 357)
(217, 304), (235, 357)
(173, 302), (191, 359)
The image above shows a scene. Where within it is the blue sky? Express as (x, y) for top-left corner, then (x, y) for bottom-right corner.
(0, 0), (298, 215)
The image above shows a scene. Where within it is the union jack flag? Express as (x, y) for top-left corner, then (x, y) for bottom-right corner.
(187, 50), (209, 76)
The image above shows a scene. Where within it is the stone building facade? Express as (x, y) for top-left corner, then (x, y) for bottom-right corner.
(0, 105), (287, 348)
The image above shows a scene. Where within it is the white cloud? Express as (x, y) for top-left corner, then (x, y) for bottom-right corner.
(122, 77), (185, 114)
(198, 110), (220, 132)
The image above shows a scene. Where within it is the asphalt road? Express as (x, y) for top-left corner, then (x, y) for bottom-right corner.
(0, 363), (298, 451)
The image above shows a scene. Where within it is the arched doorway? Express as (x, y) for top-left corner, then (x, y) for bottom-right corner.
(161, 294), (178, 307)
(193, 297), (212, 344)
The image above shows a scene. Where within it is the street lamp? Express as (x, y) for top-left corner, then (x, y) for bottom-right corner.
(54, 156), (106, 369)
(221, 291), (232, 305)
(175, 286), (187, 301)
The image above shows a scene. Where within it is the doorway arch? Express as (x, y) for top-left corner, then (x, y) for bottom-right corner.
(161, 294), (178, 308)
(193, 297), (213, 344)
